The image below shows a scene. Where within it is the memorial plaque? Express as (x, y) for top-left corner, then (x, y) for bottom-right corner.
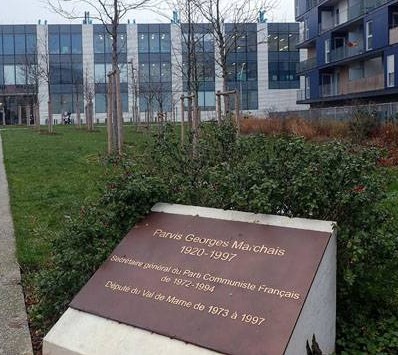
(70, 212), (332, 355)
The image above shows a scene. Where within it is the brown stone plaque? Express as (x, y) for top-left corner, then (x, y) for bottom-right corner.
(70, 211), (331, 355)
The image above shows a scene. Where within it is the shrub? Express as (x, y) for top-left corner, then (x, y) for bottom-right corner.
(34, 121), (398, 353)
(348, 107), (381, 143)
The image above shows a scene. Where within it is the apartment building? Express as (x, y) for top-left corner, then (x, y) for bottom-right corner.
(296, 0), (398, 107)
(0, 20), (304, 124)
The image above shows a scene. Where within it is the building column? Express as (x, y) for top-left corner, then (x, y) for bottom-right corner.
(26, 105), (31, 126)
(171, 23), (183, 122)
(37, 25), (49, 125)
(127, 23), (139, 123)
(18, 105), (22, 125)
(257, 22), (268, 114)
(82, 24), (94, 124)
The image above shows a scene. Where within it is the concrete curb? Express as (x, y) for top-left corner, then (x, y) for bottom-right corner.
(0, 134), (33, 355)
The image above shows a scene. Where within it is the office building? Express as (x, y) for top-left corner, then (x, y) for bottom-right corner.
(0, 19), (305, 124)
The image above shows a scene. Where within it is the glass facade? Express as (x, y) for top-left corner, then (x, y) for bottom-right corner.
(267, 23), (300, 90)
(225, 23), (258, 110)
(49, 25), (83, 114)
(0, 25), (37, 123)
(138, 24), (172, 113)
(93, 24), (128, 113)
(0, 22), (302, 122)
(182, 23), (215, 110)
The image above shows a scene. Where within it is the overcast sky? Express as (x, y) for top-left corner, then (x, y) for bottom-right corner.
(0, 0), (295, 25)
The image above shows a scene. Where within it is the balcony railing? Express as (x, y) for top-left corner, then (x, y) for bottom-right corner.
(340, 73), (384, 95)
(329, 44), (364, 63)
(297, 57), (317, 73)
(320, 73), (385, 97)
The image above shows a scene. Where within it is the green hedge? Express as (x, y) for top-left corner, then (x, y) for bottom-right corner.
(33, 121), (398, 353)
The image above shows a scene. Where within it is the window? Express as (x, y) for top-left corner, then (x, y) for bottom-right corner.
(393, 12), (398, 27)
(49, 33), (59, 54)
(117, 33), (127, 53)
(160, 62), (171, 82)
(160, 33), (170, 53)
(268, 34), (279, 51)
(119, 64), (128, 83)
(60, 34), (71, 54)
(60, 63), (72, 84)
(387, 54), (395, 87)
(325, 39), (330, 63)
(94, 33), (105, 53)
(150, 62), (160, 81)
(14, 34), (25, 54)
(94, 64), (106, 83)
(4, 65), (15, 85)
(105, 34), (113, 53)
(279, 34), (289, 51)
(138, 33), (149, 53)
(288, 33), (298, 51)
(26, 34), (36, 54)
(95, 93), (107, 113)
(366, 21), (373, 51)
(139, 63), (149, 82)
(15, 65), (26, 85)
(71, 34), (82, 54)
(149, 33), (160, 53)
(3, 35), (14, 55)
(203, 33), (214, 52)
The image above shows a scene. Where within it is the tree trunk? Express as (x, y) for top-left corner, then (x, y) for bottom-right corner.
(34, 103), (40, 130)
(89, 100), (94, 131)
(115, 70), (123, 154)
(107, 75), (114, 154)
(76, 100), (81, 128)
(48, 100), (53, 133)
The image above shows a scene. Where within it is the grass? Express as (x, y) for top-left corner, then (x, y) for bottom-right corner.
(1, 125), (152, 270)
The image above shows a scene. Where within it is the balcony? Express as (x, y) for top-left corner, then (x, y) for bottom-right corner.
(390, 26), (398, 45)
(320, 73), (384, 97)
(318, 0), (392, 35)
(297, 89), (310, 101)
(297, 57), (317, 73)
(298, 27), (310, 44)
(340, 74), (384, 95)
(329, 44), (364, 63)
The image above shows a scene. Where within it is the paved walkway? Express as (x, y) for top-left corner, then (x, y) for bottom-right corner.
(0, 134), (33, 355)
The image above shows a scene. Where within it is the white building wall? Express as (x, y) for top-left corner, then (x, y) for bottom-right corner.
(258, 23), (309, 115)
(257, 23), (268, 114)
(82, 24), (94, 124)
(171, 23), (183, 122)
(127, 23), (139, 123)
(37, 25), (49, 124)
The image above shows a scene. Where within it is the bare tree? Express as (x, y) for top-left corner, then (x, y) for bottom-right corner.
(194, 0), (275, 113)
(71, 65), (84, 128)
(128, 58), (140, 126)
(83, 67), (95, 131)
(22, 55), (41, 129)
(48, 0), (154, 153)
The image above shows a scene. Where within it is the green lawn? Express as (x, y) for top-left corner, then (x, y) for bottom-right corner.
(1, 125), (150, 270)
